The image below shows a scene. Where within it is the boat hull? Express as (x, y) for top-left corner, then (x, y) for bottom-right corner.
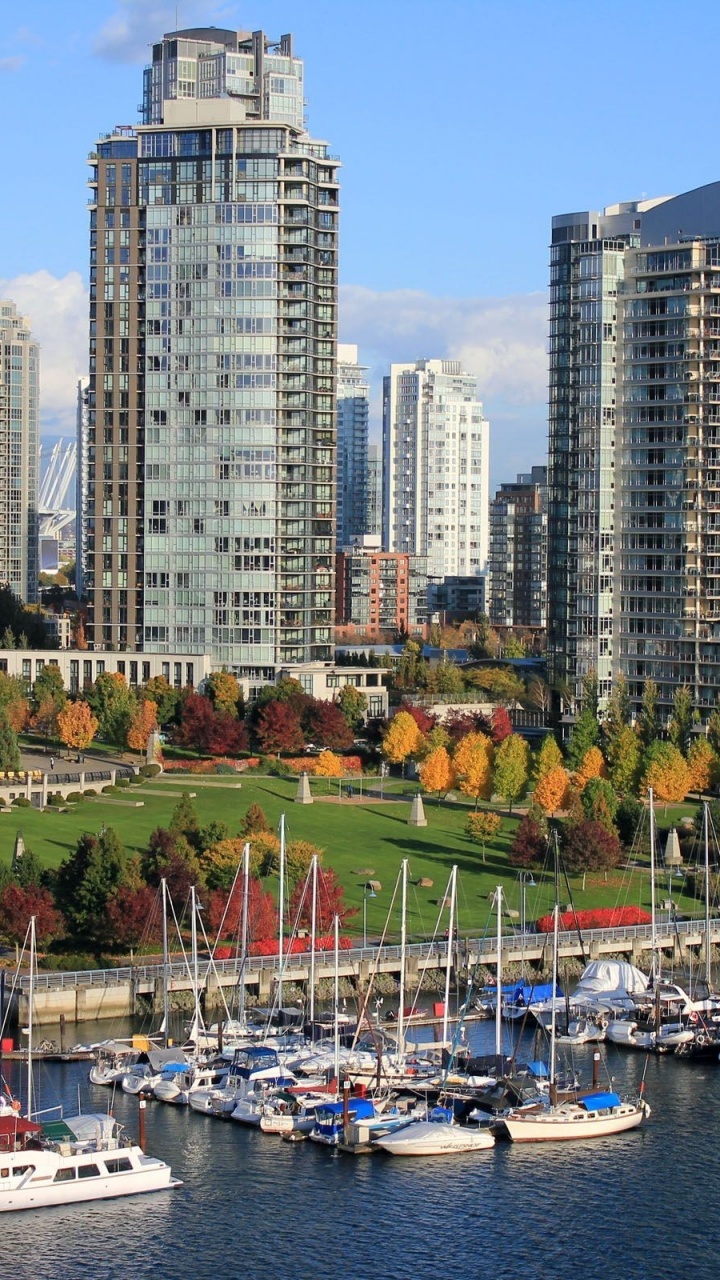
(498, 1104), (645, 1143)
(0, 1148), (179, 1212)
(374, 1121), (495, 1157)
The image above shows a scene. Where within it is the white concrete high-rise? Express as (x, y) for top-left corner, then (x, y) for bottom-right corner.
(0, 300), (39, 603)
(382, 359), (489, 583)
(549, 180), (720, 722)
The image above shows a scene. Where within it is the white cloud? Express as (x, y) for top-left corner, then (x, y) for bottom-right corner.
(0, 271), (88, 437)
(93, 0), (230, 63)
(0, 270), (549, 481)
(0, 56), (23, 72)
(339, 285), (549, 484)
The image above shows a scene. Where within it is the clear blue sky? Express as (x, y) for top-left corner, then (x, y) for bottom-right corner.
(2, 0), (719, 483)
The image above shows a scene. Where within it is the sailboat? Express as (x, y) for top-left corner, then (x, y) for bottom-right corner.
(493, 841), (650, 1144)
(0, 918), (180, 1212)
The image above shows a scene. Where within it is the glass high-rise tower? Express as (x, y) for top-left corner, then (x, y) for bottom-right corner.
(85, 27), (339, 684)
(0, 300), (39, 604)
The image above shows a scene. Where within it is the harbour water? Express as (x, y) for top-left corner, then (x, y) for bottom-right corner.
(2, 1015), (719, 1280)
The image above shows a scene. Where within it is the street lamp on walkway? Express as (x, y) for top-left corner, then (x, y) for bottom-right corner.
(363, 883), (377, 948)
(517, 871), (536, 934)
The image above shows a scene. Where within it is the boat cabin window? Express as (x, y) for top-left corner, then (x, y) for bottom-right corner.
(9, 1164), (33, 1177)
(53, 1167), (77, 1182)
(78, 1163), (101, 1179)
(104, 1157), (133, 1174)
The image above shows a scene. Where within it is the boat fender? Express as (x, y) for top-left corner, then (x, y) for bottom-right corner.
(689, 1011), (700, 1025)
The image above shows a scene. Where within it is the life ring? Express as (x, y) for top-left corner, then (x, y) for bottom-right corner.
(696, 1033), (707, 1046)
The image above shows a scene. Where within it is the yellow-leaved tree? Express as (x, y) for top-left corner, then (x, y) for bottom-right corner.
(642, 743), (690, 807)
(686, 737), (718, 796)
(314, 749), (345, 778)
(418, 746), (456, 798)
(382, 710), (426, 767)
(453, 732), (494, 809)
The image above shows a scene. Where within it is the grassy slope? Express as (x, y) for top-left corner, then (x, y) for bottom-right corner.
(0, 777), (704, 938)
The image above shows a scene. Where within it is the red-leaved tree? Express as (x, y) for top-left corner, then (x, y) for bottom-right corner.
(302, 700), (354, 751)
(490, 706), (513, 744)
(255, 700), (305, 755)
(175, 692), (248, 756)
(105, 886), (164, 950)
(0, 883), (64, 948)
(288, 866), (357, 934)
(206, 876), (277, 946)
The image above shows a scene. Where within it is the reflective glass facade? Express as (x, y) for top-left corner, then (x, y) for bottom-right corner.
(0, 301), (38, 603)
(86, 27), (339, 680)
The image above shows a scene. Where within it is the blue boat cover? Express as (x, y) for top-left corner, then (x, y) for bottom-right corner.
(510, 982), (561, 1004)
(577, 1091), (621, 1110)
(316, 1098), (376, 1119)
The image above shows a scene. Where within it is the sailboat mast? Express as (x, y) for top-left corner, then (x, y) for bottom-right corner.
(27, 915), (35, 1119)
(397, 858), (408, 1066)
(238, 843), (250, 1030)
(495, 884), (503, 1071)
(309, 854), (318, 1028)
(161, 877), (169, 1046)
(442, 865), (457, 1047)
(278, 814), (285, 1013)
(191, 885), (201, 1041)
(649, 787), (658, 985)
(704, 801), (711, 990)
(333, 913), (340, 1090)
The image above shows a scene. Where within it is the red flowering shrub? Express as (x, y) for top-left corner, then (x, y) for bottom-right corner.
(535, 905), (652, 933)
(249, 935), (353, 956)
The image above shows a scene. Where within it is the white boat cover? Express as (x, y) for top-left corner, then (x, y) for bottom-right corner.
(573, 960), (648, 1000)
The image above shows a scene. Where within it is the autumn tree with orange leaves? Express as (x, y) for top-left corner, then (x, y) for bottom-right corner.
(534, 764), (571, 816)
(686, 737), (719, 796)
(419, 746), (456, 798)
(575, 746), (608, 791)
(126, 699), (159, 753)
(57, 700), (99, 754)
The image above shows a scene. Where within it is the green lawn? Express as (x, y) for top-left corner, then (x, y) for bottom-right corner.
(0, 776), (706, 940)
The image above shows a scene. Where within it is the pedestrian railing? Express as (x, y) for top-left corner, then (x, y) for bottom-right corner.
(15, 917), (720, 994)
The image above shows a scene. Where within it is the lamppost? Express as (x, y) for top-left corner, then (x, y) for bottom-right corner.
(517, 870), (536, 934)
(363, 883), (376, 948)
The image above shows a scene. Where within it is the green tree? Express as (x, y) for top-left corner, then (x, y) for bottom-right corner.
(580, 669), (599, 719)
(54, 827), (127, 945)
(465, 666), (525, 704)
(565, 709), (600, 771)
(607, 723), (641, 796)
(0, 709), (21, 771)
(637, 679), (660, 750)
(170, 792), (201, 848)
(581, 777), (618, 832)
(32, 665), (66, 715)
(336, 684), (368, 731)
(144, 676), (180, 727)
(533, 734), (563, 782)
(493, 733), (530, 812)
(87, 672), (137, 746)
(1, 626), (15, 649)
(393, 640), (428, 692)
(428, 659), (465, 698)
(668, 684), (695, 757)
